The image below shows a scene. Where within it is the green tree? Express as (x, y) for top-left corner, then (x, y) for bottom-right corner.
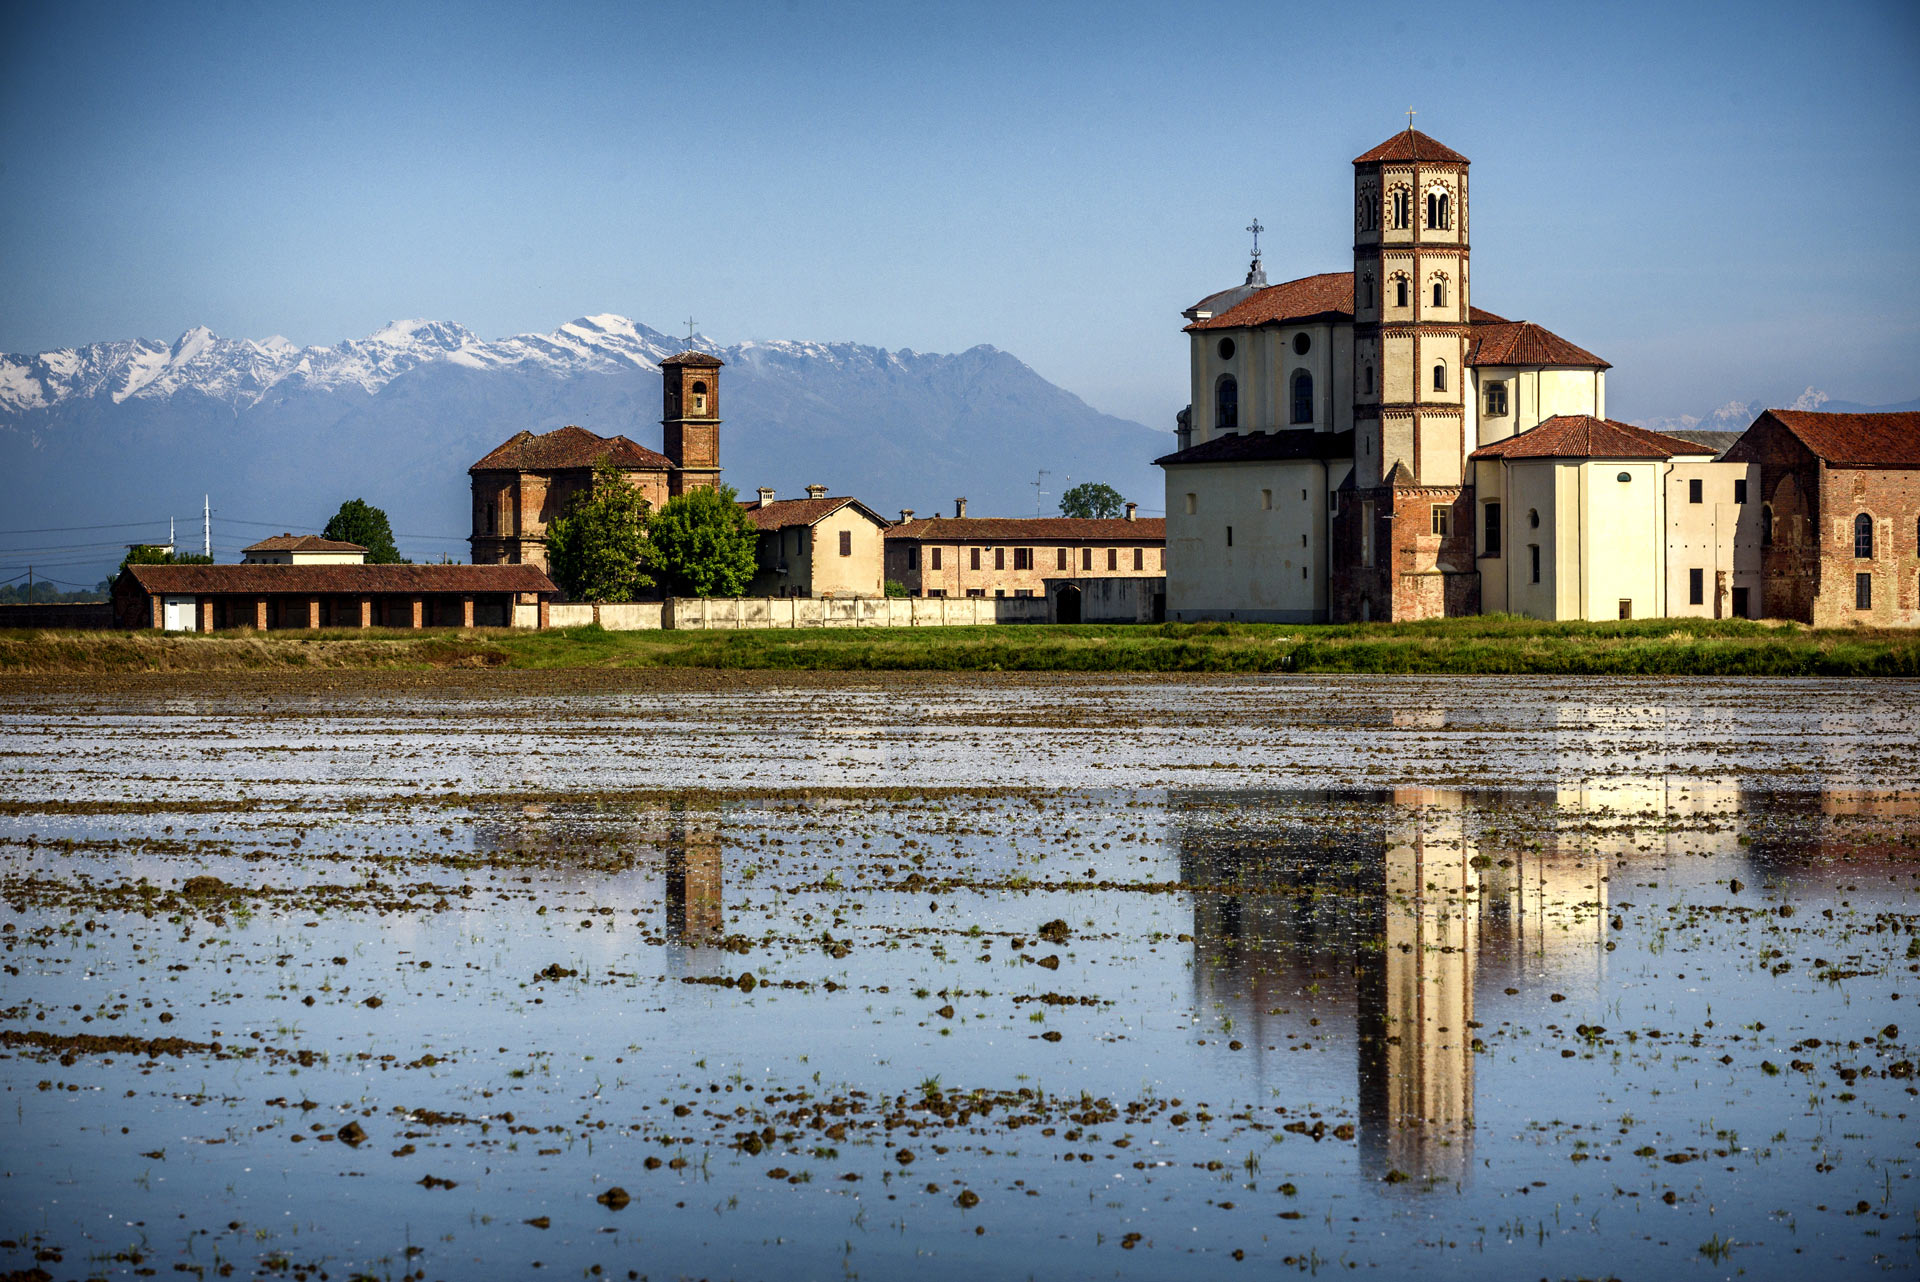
(1058, 482), (1126, 519)
(644, 485), (758, 598)
(323, 498), (403, 563)
(545, 461), (655, 602)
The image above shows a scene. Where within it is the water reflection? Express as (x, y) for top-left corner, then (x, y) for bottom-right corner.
(665, 818), (724, 941)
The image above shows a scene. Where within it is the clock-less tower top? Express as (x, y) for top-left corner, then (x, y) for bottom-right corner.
(660, 350), (724, 497)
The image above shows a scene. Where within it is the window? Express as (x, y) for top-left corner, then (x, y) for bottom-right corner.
(839, 530), (852, 557)
(1055, 547), (1067, 571)
(1184, 493), (1196, 515)
(1081, 547), (1092, 570)
(1218, 338), (1235, 360)
(1361, 276), (1373, 307)
(1011, 547), (1028, 571)
(1395, 277), (1409, 308)
(931, 547), (942, 571)
(1260, 488), (1272, 510)
(1430, 504), (1450, 536)
(994, 547), (1006, 570)
(1108, 547), (1118, 569)
(1225, 527), (1233, 548)
(1483, 502), (1501, 556)
(966, 588), (983, 598)
(928, 589), (946, 598)
(1689, 567), (1704, 605)
(1617, 472), (1632, 483)
(1362, 502), (1376, 566)
(1392, 189), (1410, 229)
(1618, 599), (1633, 620)
(689, 380), (708, 414)
(1484, 381), (1507, 416)
(1528, 508), (1540, 529)
(970, 548), (981, 571)
(1529, 544), (1541, 584)
(1734, 478), (1747, 505)
(1761, 505), (1773, 548)
(1291, 371), (1314, 424)
(1013, 589), (1032, 598)
(1215, 376), (1238, 430)
(1688, 478), (1703, 505)
(907, 546), (919, 569)
(1856, 572), (1872, 610)
(1432, 363), (1447, 392)
(1431, 279), (1446, 308)
(1426, 189), (1450, 230)
(1363, 365), (1374, 395)
(1293, 333), (1311, 355)
(1732, 586), (1749, 618)
(1854, 512), (1874, 558)
(1133, 547), (1144, 570)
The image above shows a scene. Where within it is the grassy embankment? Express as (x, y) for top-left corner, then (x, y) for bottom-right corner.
(1, 616), (1917, 676)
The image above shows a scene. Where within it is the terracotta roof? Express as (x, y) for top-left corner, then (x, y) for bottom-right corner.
(120, 563), (557, 595)
(241, 534), (367, 554)
(1468, 319), (1610, 369)
(1469, 306), (1509, 325)
(884, 516), (1165, 543)
(740, 496), (889, 531)
(1470, 415), (1716, 461)
(470, 425), (671, 473)
(1184, 272), (1354, 331)
(660, 351), (724, 368)
(1156, 428), (1355, 467)
(1354, 129), (1469, 166)
(1743, 410), (1920, 467)
(1660, 429), (1745, 459)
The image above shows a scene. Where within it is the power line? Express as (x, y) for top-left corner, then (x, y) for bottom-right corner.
(0, 519), (172, 536)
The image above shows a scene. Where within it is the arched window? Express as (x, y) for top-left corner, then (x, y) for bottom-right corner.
(1432, 280), (1446, 307)
(1391, 189), (1411, 229)
(1855, 512), (1874, 558)
(1432, 362), (1447, 392)
(1215, 376), (1238, 431)
(1360, 275), (1374, 307)
(1394, 277), (1408, 308)
(1427, 190), (1451, 230)
(690, 379), (709, 414)
(1291, 371), (1313, 425)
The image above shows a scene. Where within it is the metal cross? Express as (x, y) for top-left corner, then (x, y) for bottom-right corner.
(1246, 218), (1264, 258)
(1406, 107), (1417, 131)
(684, 316), (698, 347)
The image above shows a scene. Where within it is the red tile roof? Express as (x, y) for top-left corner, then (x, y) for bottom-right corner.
(1353, 129), (1470, 166)
(1749, 410), (1920, 467)
(1468, 319), (1610, 369)
(1156, 428), (1354, 467)
(1468, 306), (1509, 325)
(740, 496), (889, 531)
(884, 516), (1165, 543)
(120, 563), (557, 595)
(660, 351), (724, 368)
(470, 425), (671, 473)
(241, 534), (367, 553)
(1184, 272), (1355, 332)
(1470, 415), (1715, 461)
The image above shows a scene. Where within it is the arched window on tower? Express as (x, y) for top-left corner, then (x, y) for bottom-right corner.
(1432, 362), (1448, 392)
(1215, 375), (1238, 431)
(1432, 279), (1447, 308)
(1395, 277), (1409, 309)
(690, 380), (708, 415)
(1426, 190), (1451, 230)
(1855, 512), (1874, 558)
(1291, 371), (1313, 425)
(1391, 189), (1410, 230)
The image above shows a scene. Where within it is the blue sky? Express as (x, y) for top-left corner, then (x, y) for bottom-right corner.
(2, 0), (1916, 428)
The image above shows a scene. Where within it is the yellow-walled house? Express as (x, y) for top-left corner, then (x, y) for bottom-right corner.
(1469, 415), (1760, 620)
(240, 535), (370, 565)
(743, 487), (890, 598)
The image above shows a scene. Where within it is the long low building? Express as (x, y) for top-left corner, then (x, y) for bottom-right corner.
(112, 563), (558, 631)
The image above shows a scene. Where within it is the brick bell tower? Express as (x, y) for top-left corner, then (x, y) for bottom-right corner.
(660, 350), (724, 496)
(1335, 122), (1480, 621)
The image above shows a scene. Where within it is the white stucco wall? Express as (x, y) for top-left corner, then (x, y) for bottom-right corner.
(1663, 459), (1762, 618)
(1163, 459), (1346, 622)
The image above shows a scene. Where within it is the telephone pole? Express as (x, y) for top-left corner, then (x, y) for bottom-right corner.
(203, 496), (211, 560)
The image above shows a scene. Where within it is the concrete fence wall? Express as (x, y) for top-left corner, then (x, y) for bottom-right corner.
(663, 595), (1048, 630)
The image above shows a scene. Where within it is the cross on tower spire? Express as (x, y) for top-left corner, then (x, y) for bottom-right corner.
(684, 315), (698, 348)
(1406, 107), (1417, 132)
(1246, 218), (1264, 260)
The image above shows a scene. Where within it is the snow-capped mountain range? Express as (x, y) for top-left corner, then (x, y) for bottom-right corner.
(1, 316), (1168, 579)
(1641, 386), (1920, 437)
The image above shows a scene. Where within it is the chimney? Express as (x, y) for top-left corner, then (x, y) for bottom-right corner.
(806, 484), (828, 500)
(1125, 502), (1137, 522)
(899, 508), (914, 525)
(756, 487), (775, 508)
(954, 498), (968, 518)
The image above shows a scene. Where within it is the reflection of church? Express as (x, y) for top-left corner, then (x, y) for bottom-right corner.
(1177, 789), (1610, 1181)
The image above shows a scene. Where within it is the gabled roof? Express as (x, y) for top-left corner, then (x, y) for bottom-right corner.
(660, 350), (724, 368)
(1156, 428), (1355, 467)
(1471, 415), (1716, 461)
(884, 516), (1166, 542)
(242, 534), (367, 554)
(1659, 429), (1745, 459)
(1184, 272), (1354, 331)
(469, 425), (672, 473)
(119, 563), (557, 595)
(1734, 410), (1920, 468)
(741, 496), (890, 531)
(1468, 319), (1610, 369)
(1353, 129), (1470, 166)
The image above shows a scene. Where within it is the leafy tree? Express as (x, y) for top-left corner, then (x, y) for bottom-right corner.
(1058, 482), (1126, 519)
(545, 461), (655, 602)
(644, 485), (758, 598)
(323, 498), (402, 563)
(884, 579), (909, 598)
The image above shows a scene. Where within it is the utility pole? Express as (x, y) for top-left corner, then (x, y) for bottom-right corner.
(25, 565), (32, 629)
(203, 496), (211, 560)
(1032, 469), (1051, 516)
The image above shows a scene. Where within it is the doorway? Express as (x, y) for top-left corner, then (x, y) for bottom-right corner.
(1055, 584), (1082, 625)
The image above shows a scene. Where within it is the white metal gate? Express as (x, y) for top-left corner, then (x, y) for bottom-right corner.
(162, 597), (198, 631)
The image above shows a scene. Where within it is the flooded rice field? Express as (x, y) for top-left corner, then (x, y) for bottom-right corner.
(2, 672), (1917, 1280)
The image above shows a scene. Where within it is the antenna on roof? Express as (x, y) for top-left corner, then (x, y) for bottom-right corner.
(1032, 469), (1050, 516)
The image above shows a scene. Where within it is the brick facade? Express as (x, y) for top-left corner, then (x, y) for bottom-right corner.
(1330, 482), (1478, 621)
(885, 514), (1166, 600)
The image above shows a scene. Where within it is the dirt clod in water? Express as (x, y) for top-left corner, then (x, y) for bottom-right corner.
(595, 1187), (630, 1210)
(1037, 919), (1071, 944)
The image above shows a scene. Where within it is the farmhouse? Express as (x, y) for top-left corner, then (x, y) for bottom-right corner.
(112, 562), (557, 631)
(743, 486), (891, 598)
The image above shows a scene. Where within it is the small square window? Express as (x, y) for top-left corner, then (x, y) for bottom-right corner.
(1261, 489), (1272, 510)
(1688, 478), (1703, 505)
(1430, 505), (1450, 536)
(1733, 479), (1747, 505)
(1618, 599), (1633, 620)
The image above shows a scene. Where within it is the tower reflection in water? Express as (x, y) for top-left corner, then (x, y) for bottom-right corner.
(1178, 789), (1610, 1184)
(665, 818), (724, 941)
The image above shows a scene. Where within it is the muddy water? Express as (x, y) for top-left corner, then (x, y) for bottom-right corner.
(2, 673), (1916, 1280)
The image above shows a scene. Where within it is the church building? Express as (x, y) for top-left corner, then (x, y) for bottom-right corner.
(1156, 127), (1759, 623)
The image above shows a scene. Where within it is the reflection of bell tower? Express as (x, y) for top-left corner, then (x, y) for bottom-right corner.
(665, 822), (723, 941)
(660, 351), (724, 497)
